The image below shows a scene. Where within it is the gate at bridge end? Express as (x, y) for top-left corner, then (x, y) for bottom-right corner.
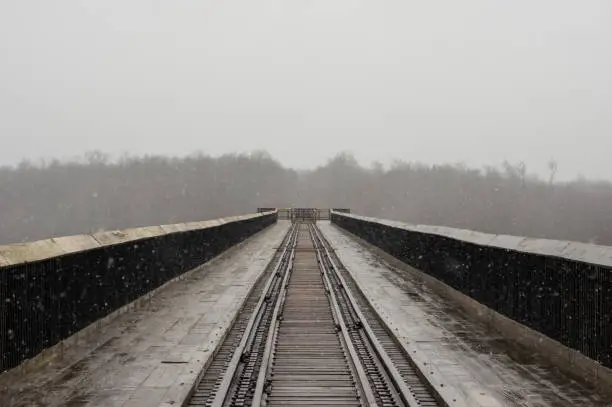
(257, 207), (351, 223)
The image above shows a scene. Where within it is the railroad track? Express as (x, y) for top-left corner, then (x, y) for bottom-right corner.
(187, 223), (444, 407)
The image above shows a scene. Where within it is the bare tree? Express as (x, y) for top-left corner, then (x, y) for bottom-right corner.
(548, 159), (558, 185)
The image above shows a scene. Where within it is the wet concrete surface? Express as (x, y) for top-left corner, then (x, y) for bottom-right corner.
(319, 222), (612, 407)
(0, 222), (290, 407)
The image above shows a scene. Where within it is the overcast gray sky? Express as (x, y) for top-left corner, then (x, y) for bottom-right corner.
(0, 1), (610, 180)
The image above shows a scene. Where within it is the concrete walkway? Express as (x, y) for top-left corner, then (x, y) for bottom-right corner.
(0, 222), (289, 407)
(319, 222), (612, 407)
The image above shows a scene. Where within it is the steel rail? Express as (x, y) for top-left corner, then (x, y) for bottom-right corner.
(310, 224), (379, 406)
(263, 224), (362, 406)
(312, 224), (440, 407)
(318, 252), (371, 406)
(312, 225), (402, 406)
(251, 240), (296, 407)
(186, 225), (297, 406)
(210, 225), (299, 407)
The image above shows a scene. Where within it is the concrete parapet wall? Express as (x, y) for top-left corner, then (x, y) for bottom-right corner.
(331, 211), (612, 391)
(0, 211), (277, 373)
(332, 212), (612, 267)
(0, 212), (275, 265)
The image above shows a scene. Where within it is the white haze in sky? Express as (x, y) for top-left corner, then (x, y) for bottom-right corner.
(0, 1), (610, 180)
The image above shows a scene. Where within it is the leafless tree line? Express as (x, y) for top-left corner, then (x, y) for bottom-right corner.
(1, 151), (611, 246)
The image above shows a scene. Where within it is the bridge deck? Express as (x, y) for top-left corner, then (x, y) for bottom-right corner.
(1, 221), (610, 406)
